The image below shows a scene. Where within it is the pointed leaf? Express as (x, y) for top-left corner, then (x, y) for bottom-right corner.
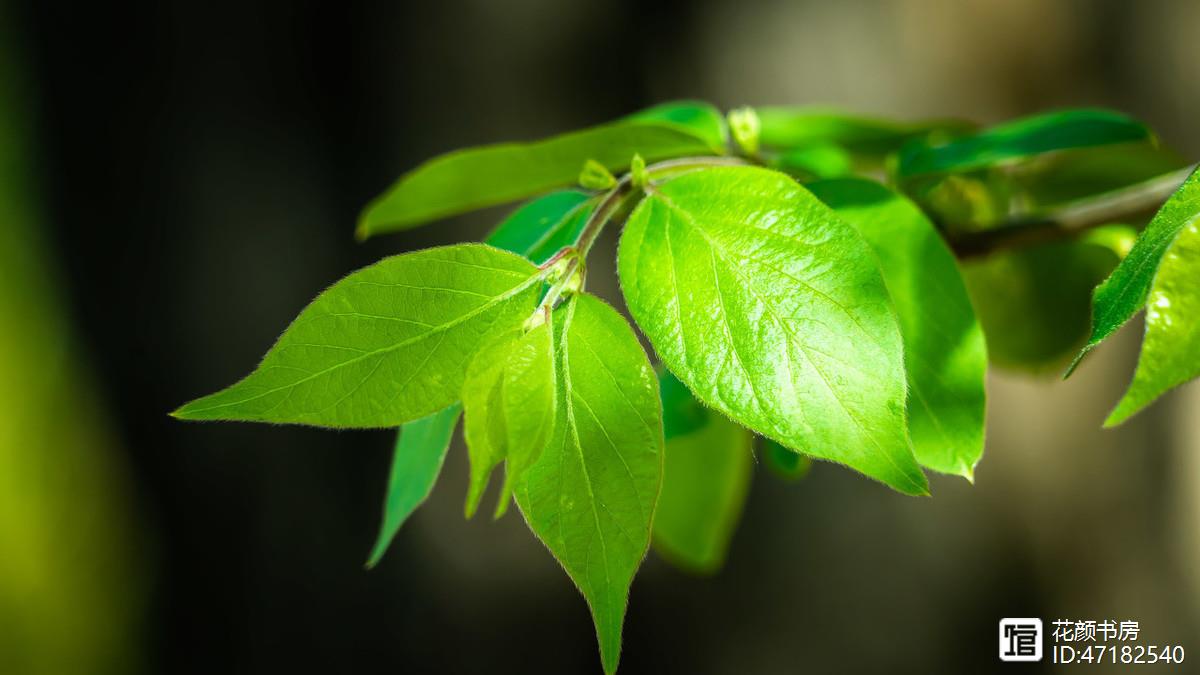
(1075, 168), (1200, 366)
(652, 371), (752, 574)
(618, 165), (928, 495)
(359, 105), (725, 237)
(809, 178), (986, 480)
(172, 244), (541, 427)
(365, 405), (460, 568)
(1103, 173), (1200, 424)
(514, 295), (663, 675)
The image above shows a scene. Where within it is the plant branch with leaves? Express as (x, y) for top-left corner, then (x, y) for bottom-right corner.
(174, 101), (1200, 674)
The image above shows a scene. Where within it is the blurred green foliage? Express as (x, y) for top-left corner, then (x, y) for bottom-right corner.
(0, 17), (143, 675)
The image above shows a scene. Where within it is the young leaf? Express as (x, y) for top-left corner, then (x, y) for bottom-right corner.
(1075, 169), (1200, 424)
(358, 103), (725, 237)
(761, 438), (812, 482)
(365, 405), (461, 568)
(486, 190), (598, 264)
(756, 107), (972, 159)
(513, 294), (663, 675)
(618, 165), (928, 495)
(895, 108), (1152, 180)
(494, 321), (557, 517)
(172, 244), (542, 428)
(808, 178), (986, 481)
(652, 371), (752, 574)
(461, 330), (522, 518)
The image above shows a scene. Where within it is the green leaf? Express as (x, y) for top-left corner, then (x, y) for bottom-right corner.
(172, 244), (542, 427)
(895, 108), (1152, 180)
(761, 438), (812, 481)
(365, 405), (460, 568)
(1076, 169), (1200, 424)
(652, 372), (752, 575)
(514, 294), (663, 675)
(461, 329), (522, 518)
(359, 103), (725, 237)
(808, 178), (986, 480)
(963, 233), (1126, 372)
(625, 100), (728, 151)
(756, 107), (972, 159)
(486, 190), (598, 264)
(618, 165), (928, 495)
(1075, 169), (1200, 365)
(494, 320), (557, 517)
(1107, 220), (1200, 424)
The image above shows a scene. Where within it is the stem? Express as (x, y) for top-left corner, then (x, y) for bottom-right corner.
(947, 163), (1195, 258)
(574, 156), (749, 258)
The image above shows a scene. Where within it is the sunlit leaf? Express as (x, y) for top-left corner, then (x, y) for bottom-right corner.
(1069, 169), (1200, 423)
(173, 244), (541, 427)
(619, 165), (928, 495)
(809, 178), (986, 480)
(514, 294), (662, 675)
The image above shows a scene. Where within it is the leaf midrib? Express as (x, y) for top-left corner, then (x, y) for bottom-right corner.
(181, 272), (542, 415)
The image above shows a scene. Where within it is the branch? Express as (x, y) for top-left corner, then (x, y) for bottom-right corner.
(946, 164), (1196, 258)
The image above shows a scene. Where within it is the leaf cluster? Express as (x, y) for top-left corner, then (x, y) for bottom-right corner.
(174, 101), (1200, 673)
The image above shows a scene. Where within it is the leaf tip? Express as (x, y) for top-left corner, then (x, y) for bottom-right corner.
(1062, 347), (1090, 380)
(354, 221), (372, 242)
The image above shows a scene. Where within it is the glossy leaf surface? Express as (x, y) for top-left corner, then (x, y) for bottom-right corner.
(618, 165), (927, 495)
(1085, 170), (1200, 423)
(809, 178), (986, 480)
(173, 244), (541, 427)
(1076, 169), (1200, 363)
(514, 295), (663, 675)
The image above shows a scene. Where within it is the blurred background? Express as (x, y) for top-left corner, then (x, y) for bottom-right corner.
(2, 0), (1198, 672)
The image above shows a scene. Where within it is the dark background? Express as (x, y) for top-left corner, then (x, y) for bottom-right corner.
(5, 0), (1200, 673)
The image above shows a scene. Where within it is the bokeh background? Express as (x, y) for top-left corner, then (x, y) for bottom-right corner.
(2, 0), (1199, 673)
